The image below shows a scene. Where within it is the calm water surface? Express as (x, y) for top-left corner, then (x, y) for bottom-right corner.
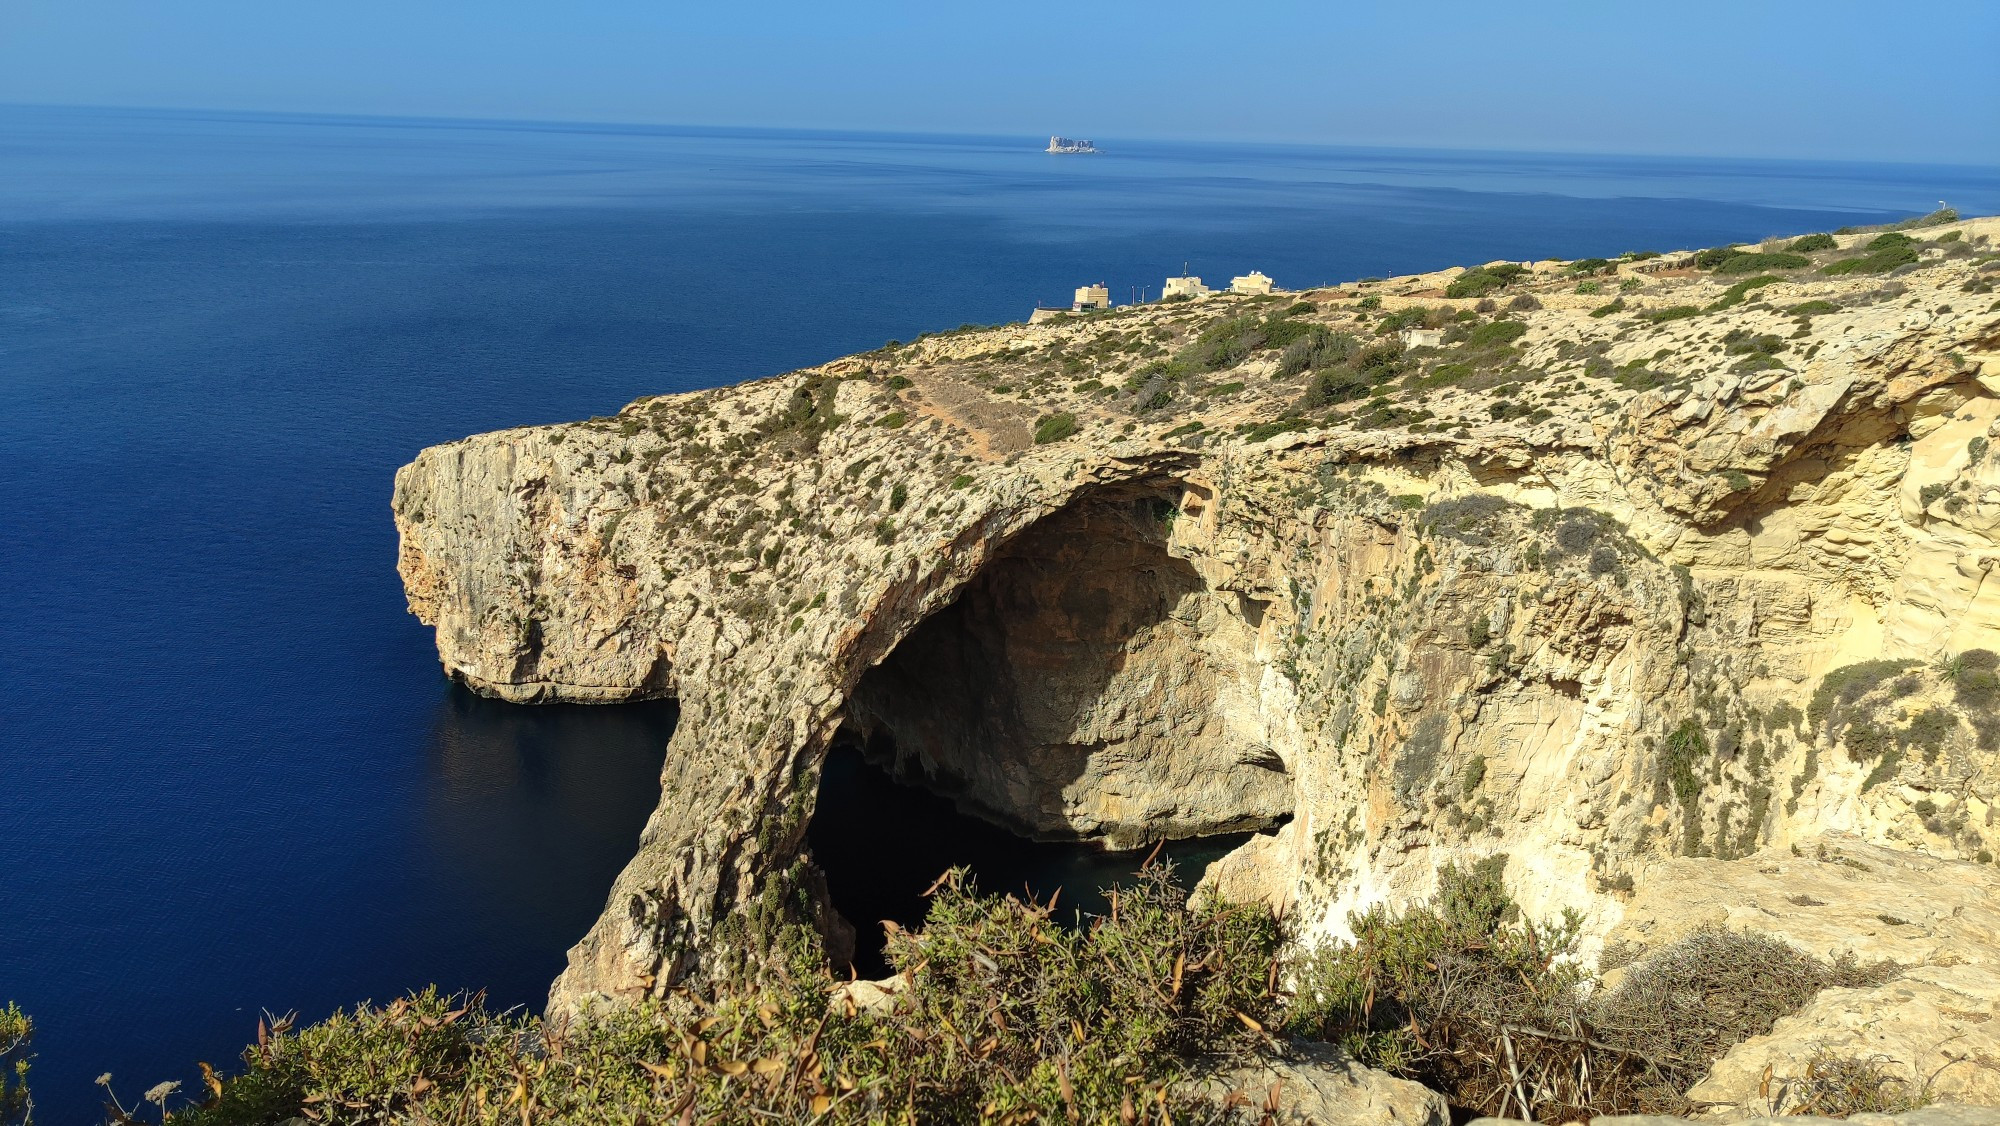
(3, 104), (1996, 1119)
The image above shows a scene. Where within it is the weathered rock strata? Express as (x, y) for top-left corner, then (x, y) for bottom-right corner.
(393, 216), (2000, 1058)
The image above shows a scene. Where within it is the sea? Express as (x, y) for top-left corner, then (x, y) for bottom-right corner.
(3, 102), (1996, 1120)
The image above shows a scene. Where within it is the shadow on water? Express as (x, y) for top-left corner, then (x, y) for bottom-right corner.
(808, 742), (1253, 977)
(413, 685), (675, 980)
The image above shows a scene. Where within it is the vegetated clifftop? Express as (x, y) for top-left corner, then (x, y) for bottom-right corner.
(395, 217), (2000, 1096)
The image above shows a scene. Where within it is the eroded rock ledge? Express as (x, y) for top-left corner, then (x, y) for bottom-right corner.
(393, 217), (2000, 1033)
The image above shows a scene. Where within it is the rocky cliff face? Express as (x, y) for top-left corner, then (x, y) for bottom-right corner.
(392, 218), (2000, 1023)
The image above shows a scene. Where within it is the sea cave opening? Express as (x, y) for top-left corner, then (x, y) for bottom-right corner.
(805, 483), (1294, 976)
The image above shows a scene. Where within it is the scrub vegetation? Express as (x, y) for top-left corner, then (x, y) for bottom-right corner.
(133, 860), (1893, 1125)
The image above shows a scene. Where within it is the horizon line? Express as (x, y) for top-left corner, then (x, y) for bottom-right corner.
(9, 99), (2000, 175)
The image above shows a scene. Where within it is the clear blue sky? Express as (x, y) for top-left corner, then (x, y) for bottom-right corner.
(4, 0), (1995, 164)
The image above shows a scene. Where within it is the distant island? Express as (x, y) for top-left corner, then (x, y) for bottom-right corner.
(1046, 135), (1096, 154)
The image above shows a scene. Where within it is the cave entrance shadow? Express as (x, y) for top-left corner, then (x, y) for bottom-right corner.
(807, 737), (1252, 977)
(808, 482), (1290, 976)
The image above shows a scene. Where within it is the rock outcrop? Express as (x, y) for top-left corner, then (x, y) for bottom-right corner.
(1609, 835), (2000, 1114)
(392, 213), (2000, 1061)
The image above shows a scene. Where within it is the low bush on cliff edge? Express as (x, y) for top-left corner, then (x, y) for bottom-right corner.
(166, 866), (1282, 1126)
(151, 862), (1889, 1125)
(1285, 861), (1899, 1120)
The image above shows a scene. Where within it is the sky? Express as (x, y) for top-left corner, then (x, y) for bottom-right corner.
(2, 0), (1996, 165)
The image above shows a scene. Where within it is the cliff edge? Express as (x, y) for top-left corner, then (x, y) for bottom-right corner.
(393, 216), (2000, 1078)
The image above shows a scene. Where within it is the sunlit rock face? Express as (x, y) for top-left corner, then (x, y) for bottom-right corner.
(391, 217), (2000, 1017)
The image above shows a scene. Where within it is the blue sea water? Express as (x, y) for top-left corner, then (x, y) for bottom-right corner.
(3, 103), (1996, 1120)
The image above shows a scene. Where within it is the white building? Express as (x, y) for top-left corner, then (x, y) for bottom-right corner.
(1230, 270), (1275, 295)
(1162, 275), (1210, 300)
(1399, 328), (1446, 348)
(1073, 283), (1111, 312)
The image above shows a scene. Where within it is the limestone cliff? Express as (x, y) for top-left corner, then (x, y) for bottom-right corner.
(392, 217), (2000, 1023)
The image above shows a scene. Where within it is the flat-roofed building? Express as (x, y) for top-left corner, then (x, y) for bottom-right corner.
(1230, 270), (1275, 295)
(1073, 283), (1111, 312)
(1162, 275), (1210, 300)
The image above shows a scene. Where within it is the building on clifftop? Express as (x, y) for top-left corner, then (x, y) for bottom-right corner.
(1229, 270), (1275, 295)
(1162, 274), (1210, 300)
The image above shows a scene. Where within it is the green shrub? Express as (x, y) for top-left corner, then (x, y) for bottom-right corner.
(1892, 207), (1957, 229)
(1640, 305), (1703, 324)
(1695, 244), (1745, 268)
(1276, 327), (1358, 377)
(1569, 257), (1611, 274)
(1787, 233), (1837, 253)
(1032, 411), (1078, 444)
(1375, 306), (1440, 334)
(1809, 659), (1919, 739)
(1418, 494), (1518, 545)
(1710, 274), (1783, 311)
(876, 410), (908, 428)
(1460, 754), (1487, 797)
(1241, 416), (1309, 442)
(1787, 299), (1840, 318)
(1663, 719), (1709, 820)
(1590, 299), (1625, 318)
(756, 374), (845, 451)
(883, 374), (913, 390)
(0, 1003), (28, 1126)
(1445, 270), (1509, 299)
(1464, 320), (1528, 349)
(172, 867), (1282, 1126)
(1823, 243), (1920, 275)
(1713, 252), (1809, 275)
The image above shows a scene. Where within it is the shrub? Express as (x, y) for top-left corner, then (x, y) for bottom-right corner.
(883, 374), (913, 390)
(1788, 299), (1840, 318)
(1710, 274), (1782, 311)
(1590, 299), (1625, 318)
(1033, 411), (1078, 444)
(1663, 719), (1709, 819)
(1713, 252), (1809, 274)
(1640, 305), (1702, 324)
(173, 867), (1283, 1126)
(1419, 494), (1517, 544)
(1788, 1050), (1926, 1116)
(1593, 927), (1897, 1109)
(1893, 207), (1957, 229)
(1808, 659), (1919, 739)
(1464, 320), (1528, 349)
(1445, 270), (1509, 299)
(1823, 243), (1920, 275)
(1276, 327), (1358, 377)
(1569, 257), (1611, 274)
(876, 410), (908, 428)
(756, 374), (844, 451)
(1695, 244), (1744, 268)
(1787, 233), (1837, 252)
(0, 1003), (27, 1126)
(1286, 865), (1884, 1119)
(1284, 858), (1598, 1116)
(1508, 293), (1542, 311)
